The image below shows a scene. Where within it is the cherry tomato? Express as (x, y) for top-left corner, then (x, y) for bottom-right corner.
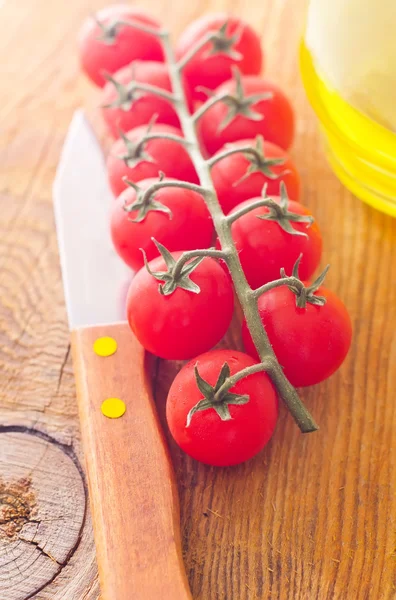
(127, 255), (234, 360)
(107, 123), (199, 197)
(242, 285), (352, 387)
(111, 178), (213, 271)
(198, 75), (295, 155)
(166, 349), (278, 466)
(101, 61), (193, 138)
(78, 5), (164, 87)
(218, 196), (322, 289)
(175, 14), (263, 102)
(211, 138), (300, 213)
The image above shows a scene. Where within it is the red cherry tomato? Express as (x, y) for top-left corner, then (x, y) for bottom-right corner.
(111, 178), (213, 271)
(78, 5), (164, 87)
(217, 196), (322, 289)
(198, 76), (295, 155)
(166, 349), (278, 466)
(242, 286), (352, 387)
(101, 61), (193, 138)
(107, 123), (199, 197)
(175, 14), (263, 102)
(127, 255), (234, 360)
(211, 138), (300, 213)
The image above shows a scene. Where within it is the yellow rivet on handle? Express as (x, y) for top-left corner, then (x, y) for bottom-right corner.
(93, 336), (118, 357)
(101, 398), (126, 419)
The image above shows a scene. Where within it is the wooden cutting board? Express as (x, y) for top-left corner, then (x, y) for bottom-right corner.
(0, 0), (395, 598)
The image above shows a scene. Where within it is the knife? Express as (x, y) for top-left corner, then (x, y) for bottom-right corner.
(54, 110), (192, 600)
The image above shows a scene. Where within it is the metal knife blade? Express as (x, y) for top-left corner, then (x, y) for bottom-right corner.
(53, 110), (132, 329)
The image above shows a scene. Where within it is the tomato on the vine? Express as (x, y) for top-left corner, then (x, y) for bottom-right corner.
(175, 14), (263, 102)
(198, 74), (295, 155)
(242, 280), (352, 387)
(166, 349), (278, 466)
(127, 253), (234, 360)
(211, 137), (300, 213)
(78, 6), (164, 87)
(111, 178), (213, 271)
(218, 191), (322, 289)
(101, 61), (193, 138)
(107, 123), (199, 196)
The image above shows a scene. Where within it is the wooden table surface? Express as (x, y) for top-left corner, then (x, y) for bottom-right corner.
(1, 0), (395, 599)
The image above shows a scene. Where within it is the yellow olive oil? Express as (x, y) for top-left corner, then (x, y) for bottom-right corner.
(300, 42), (396, 217)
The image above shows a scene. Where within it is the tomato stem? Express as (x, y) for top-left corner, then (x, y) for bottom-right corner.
(225, 193), (271, 224)
(253, 276), (304, 299)
(135, 132), (190, 154)
(192, 92), (236, 123)
(176, 31), (216, 71)
(254, 258), (330, 309)
(208, 136), (288, 186)
(139, 178), (211, 204)
(103, 75), (178, 111)
(213, 359), (274, 402)
(131, 82), (178, 103)
(172, 248), (228, 280)
(120, 21), (319, 434)
(115, 19), (167, 39)
(164, 29), (318, 433)
(207, 143), (266, 167)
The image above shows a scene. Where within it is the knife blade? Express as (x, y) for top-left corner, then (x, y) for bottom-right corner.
(54, 110), (192, 600)
(53, 109), (131, 328)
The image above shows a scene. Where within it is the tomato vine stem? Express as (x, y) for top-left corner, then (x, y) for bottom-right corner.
(225, 195), (272, 224)
(134, 131), (190, 152)
(139, 178), (211, 203)
(191, 93), (235, 123)
(171, 248), (228, 280)
(132, 83), (177, 103)
(207, 143), (268, 167)
(213, 360), (275, 401)
(253, 276), (304, 299)
(114, 19), (166, 39)
(117, 22), (318, 433)
(103, 74), (178, 108)
(176, 31), (216, 71)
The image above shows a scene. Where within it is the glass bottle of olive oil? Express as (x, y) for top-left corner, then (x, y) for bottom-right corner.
(300, 0), (396, 216)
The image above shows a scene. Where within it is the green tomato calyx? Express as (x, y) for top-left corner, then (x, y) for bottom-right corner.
(257, 182), (314, 237)
(186, 362), (249, 427)
(235, 135), (287, 183)
(102, 71), (141, 111)
(116, 117), (158, 168)
(93, 16), (124, 45)
(122, 173), (172, 223)
(142, 240), (205, 296)
(217, 68), (273, 132)
(282, 256), (329, 308)
(205, 21), (243, 61)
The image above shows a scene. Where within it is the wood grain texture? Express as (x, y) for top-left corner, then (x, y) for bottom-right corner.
(71, 323), (191, 600)
(0, 0), (395, 599)
(0, 429), (86, 599)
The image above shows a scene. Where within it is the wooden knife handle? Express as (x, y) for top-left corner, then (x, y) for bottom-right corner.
(71, 322), (192, 600)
